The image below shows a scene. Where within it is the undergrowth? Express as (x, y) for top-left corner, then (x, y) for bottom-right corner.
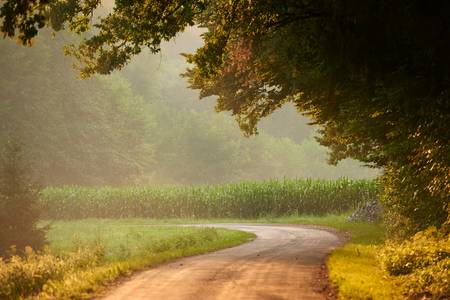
(380, 227), (450, 299)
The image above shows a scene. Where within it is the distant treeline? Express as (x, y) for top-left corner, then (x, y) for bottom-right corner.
(40, 178), (379, 219)
(0, 31), (378, 186)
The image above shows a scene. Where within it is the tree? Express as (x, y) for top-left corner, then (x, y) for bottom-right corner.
(0, 33), (155, 186)
(1, 0), (449, 234)
(0, 138), (46, 256)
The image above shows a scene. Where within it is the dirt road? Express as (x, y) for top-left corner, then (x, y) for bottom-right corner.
(100, 224), (341, 300)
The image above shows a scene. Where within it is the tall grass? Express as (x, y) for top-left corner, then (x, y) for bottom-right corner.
(40, 178), (379, 219)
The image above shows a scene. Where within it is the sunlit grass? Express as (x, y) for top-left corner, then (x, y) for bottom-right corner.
(43, 219), (256, 264)
(328, 244), (404, 300)
(46, 219), (247, 261)
(27, 220), (255, 299)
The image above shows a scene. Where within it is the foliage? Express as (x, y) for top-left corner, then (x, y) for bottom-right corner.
(379, 227), (450, 299)
(40, 178), (379, 219)
(0, 245), (102, 299)
(2, 0), (447, 235)
(0, 32), (377, 186)
(183, 0), (450, 235)
(147, 108), (377, 185)
(121, 47), (379, 184)
(152, 107), (378, 184)
(382, 165), (449, 238)
(0, 139), (46, 256)
(0, 33), (155, 186)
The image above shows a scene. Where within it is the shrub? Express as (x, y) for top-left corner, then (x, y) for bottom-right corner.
(381, 164), (449, 239)
(0, 245), (104, 299)
(403, 258), (450, 300)
(0, 139), (47, 256)
(379, 227), (450, 299)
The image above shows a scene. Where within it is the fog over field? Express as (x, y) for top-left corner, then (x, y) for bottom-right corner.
(0, 28), (378, 186)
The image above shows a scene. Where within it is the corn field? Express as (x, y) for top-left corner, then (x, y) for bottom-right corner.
(40, 178), (380, 219)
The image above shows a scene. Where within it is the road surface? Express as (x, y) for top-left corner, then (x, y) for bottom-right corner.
(100, 224), (341, 300)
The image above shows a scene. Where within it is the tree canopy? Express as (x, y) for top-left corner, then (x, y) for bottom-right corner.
(1, 0), (449, 234)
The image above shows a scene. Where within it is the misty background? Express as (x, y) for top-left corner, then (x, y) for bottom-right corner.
(0, 28), (379, 186)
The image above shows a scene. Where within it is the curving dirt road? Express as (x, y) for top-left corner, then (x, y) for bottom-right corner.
(100, 224), (341, 300)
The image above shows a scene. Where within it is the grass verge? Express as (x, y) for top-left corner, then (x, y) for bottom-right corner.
(2, 220), (254, 299)
(293, 216), (405, 299)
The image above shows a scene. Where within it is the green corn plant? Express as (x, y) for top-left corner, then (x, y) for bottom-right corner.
(40, 178), (380, 220)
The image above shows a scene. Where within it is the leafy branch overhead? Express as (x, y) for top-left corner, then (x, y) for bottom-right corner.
(1, 0), (209, 75)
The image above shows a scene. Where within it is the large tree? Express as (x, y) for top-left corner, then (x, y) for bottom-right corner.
(1, 0), (449, 235)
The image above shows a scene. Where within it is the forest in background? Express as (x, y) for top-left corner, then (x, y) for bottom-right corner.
(0, 29), (378, 186)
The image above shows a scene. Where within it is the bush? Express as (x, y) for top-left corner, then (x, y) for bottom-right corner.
(381, 162), (449, 239)
(404, 258), (450, 300)
(0, 246), (104, 299)
(379, 227), (450, 299)
(0, 139), (47, 256)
